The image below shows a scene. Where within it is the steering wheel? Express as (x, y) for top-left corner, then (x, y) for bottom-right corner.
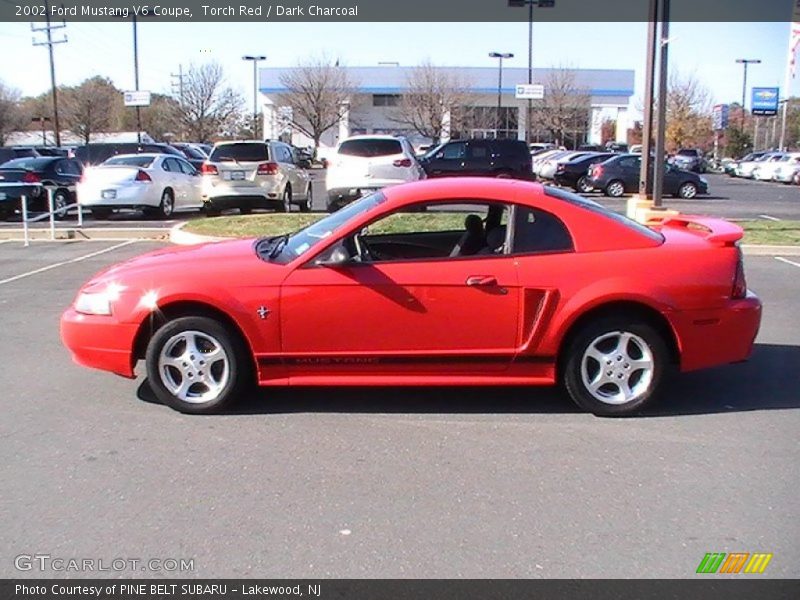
(353, 232), (375, 262)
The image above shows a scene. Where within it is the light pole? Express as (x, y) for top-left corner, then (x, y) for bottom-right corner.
(507, 1), (555, 143)
(735, 58), (761, 128)
(242, 55), (266, 139)
(489, 52), (514, 135)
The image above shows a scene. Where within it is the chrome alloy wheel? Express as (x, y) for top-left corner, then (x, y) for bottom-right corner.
(580, 331), (654, 405)
(158, 330), (230, 404)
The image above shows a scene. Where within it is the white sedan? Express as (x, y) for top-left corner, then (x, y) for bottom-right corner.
(77, 153), (203, 219)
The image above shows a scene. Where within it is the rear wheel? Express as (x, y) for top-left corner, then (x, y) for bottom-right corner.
(575, 176), (593, 194)
(605, 180), (625, 198)
(145, 316), (252, 414)
(281, 185), (293, 212)
(299, 184), (311, 212)
(239, 206), (252, 215)
(561, 317), (670, 417)
(158, 189), (175, 219)
(677, 181), (698, 199)
(52, 189), (70, 220)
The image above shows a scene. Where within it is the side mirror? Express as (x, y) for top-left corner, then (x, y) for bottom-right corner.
(314, 245), (352, 267)
(298, 159), (312, 169)
(435, 152), (444, 160)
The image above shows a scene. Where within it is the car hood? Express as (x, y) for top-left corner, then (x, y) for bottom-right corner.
(87, 238), (285, 289)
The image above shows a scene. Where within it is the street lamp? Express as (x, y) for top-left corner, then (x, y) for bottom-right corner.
(242, 55), (266, 139)
(507, 0), (555, 143)
(489, 52), (514, 134)
(735, 58), (761, 128)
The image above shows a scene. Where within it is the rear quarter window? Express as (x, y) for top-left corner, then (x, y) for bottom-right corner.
(338, 139), (403, 157)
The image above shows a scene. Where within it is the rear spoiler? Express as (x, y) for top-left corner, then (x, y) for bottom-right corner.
(651, 215), (744, 245)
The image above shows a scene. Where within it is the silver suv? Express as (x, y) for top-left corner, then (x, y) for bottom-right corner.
(201, 140), (312, 215)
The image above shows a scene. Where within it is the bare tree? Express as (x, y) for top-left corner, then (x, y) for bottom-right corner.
(529, 68), (591, 147)
(177, 62), (244, 143)
(61, 77), (118, 144)
(278, 57), (355, 155)
(391, 61), (475, 141)
(665, 71), (713, 151)
(0, 81), (29, 145)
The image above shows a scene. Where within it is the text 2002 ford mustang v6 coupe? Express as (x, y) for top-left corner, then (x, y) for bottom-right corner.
(61, 178), (761, 417)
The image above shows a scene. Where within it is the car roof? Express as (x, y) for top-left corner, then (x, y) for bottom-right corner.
(104, 153), (163, 160)
(341, 135), (403, 141)
(213, 140), (269, 146)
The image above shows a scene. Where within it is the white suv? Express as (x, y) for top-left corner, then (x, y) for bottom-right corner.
(201, 140), (312, 215)
(325, 135), (425, 211)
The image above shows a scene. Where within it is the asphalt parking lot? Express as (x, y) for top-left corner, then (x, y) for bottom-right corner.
(0, 173), (798, 232)
(0, 239), (798, 578)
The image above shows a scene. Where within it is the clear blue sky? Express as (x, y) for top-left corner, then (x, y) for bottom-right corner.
(0, 21), (794, 117)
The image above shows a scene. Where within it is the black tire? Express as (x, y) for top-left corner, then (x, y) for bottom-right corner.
(158, 189), (175, 219)
(561, 316), (670, 417)
(145, 316), (252, 414)
(281, 185), (292, 212)
(53, 189), (70, 221)
(326, 193), (340, 212)
(90, 208), (112, 220)
(299, 185), (311, 212)
(677, 181), (698, 199)
(575, 176), (593, 194)
(239, 206), (253, 215)
(604, 180), (625, 198)
(203, 204), (221, 217)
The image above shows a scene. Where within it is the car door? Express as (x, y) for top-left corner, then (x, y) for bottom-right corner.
(161, 158), (184, 204)
(425, 141), (466, 177)
(54, 159), (82, 198)
(279, 201), (521, 376)
(463, 141), (491, 176)
(173, 158), (201, 209)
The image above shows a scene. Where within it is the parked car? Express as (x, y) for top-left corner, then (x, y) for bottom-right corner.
(74, 143), (184, 166)
(529, 142), (557, 156)
(0, 147), (41, 165)
(629, 144), (643, 154)
(169, 143), (209, 170)
(538, 151), (592, 181)
(605, 142), (629, 153)
(772, 155), (800, 183)
(531, 149), (567, 178)
(61, 178), (761, 417)
(586, 154), (709, 199)
(77, 153), (202, 219)
(753, 153), (800, 181)
(326, 135), (424, 211)
(419, 139), (532, 181)
(736, 152), (780, 178)
(671, 148), (707, 173)
(0, 156), (83, 220)
(726, 152), (763, 177)
(201, 140), (312, 215)
(553, 152), (615, 192)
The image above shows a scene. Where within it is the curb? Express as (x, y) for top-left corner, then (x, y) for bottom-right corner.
(169, 222), (231, 245)
(0, 227), (170, 241)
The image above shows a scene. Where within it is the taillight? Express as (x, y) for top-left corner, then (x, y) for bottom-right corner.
(592, 165), (603, 178)
(556, 164), (565, 174)
(135, 170), (152, 183)
(732, 249), (747, 299)
(22, 171), (40, 183)
(257, 162), (279, 175)
(201, 163), (218, 175)
(393, 158), (413, 168)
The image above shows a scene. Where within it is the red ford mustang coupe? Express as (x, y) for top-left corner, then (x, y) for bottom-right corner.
(61, 178), (761, 416)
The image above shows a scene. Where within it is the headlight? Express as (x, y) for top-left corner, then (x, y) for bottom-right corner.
(74, 282), (125, 316)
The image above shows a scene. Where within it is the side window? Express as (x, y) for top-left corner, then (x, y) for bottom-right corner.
(161, 158), (173, 172)
(275, 145), (292, 163)
(511, 206), (574, 255)
(441, 142), (466, 160)
(54, 160), (67, 175)
(354, 202), (509, 262)
(467, 142), (489, 159)
(177, 159), (196, 175)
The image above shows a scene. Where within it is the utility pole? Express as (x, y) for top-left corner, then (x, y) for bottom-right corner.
(31, 0), (66, 147)
(638, 0), (659, 198)
(735, 59), (761, 129)
(242, 55), (266, 139)
(489, 52), (514, 134)
(652, 0), (670, 208)
(171, 65), (185, 105)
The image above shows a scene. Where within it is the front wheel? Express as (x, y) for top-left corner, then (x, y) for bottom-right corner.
(677, 181), (698, 199)
(561, 317), (670, 417)
(575, 176), (593, 194)
(145, 316), (252, 414)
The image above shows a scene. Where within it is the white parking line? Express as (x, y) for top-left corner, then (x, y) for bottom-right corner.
(775, 256), (800, 269)
(0, 240), (138, 286)
(760, 214), (782, 222)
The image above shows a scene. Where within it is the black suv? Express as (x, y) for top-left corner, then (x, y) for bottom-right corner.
(419, 139), (533, 180)
(74, 143), (184, 166)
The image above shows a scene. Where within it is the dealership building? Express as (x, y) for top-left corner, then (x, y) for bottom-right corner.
(258, 65), (635, 150)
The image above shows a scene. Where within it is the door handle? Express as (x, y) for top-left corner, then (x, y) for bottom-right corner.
(466, 275), (497, 287)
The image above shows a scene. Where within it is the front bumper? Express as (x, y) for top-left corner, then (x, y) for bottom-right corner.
(60, 308), (139, 378)
(672, 291), (762, 372)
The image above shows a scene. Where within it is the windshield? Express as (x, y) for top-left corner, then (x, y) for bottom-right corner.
(103, 155), (155, 167)
(338, 138), (403, 158)
(258, 192), (388, 263)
